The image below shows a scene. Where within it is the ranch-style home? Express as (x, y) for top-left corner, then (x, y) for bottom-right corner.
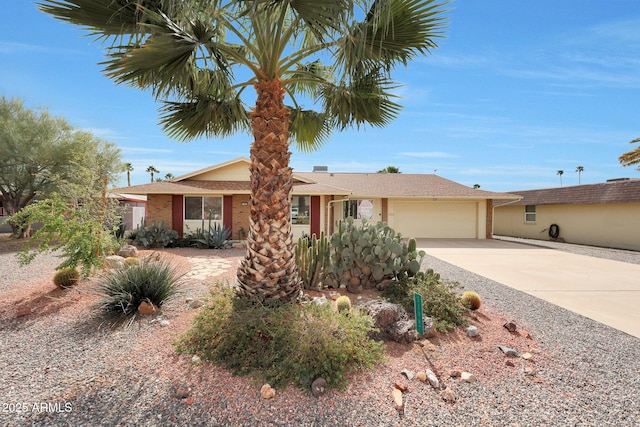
(493, 178), (640, 251)
(115, 158), (519, 241)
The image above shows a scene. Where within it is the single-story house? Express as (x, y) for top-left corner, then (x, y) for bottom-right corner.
(114, 158), (519, 241)
(110, 193), (147, 232)
(494, 178), (640, 251)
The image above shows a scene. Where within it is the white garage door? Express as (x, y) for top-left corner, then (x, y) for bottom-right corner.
(393, 201), (477, 238)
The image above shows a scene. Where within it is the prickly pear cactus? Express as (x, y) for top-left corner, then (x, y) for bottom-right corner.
(327, 218), (425, 293)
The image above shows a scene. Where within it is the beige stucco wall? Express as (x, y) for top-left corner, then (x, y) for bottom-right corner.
(494, 202), (640, 251)
(189, 162), (250, 181)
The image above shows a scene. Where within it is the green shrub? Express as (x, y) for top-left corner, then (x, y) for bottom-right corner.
(384, 269), (469, 333)
(53, 268), (80, 289)
(95, 258), (184, 321)
(460, 291), (482, 310)
(176, 289), (385, 389)
(133, 220), (179, 248)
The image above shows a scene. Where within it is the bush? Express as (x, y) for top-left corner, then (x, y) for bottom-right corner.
(53, 268), (80, 289)
(133, 220), (179, 248)
(384, 269), (469, 333)
(95, 258), (184, 321)
(176, 289), (385, 389)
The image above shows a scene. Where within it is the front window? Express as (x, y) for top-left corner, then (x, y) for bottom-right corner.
(525, 205), (536, 223)
(343, 199), (374, 220)
(185, 196), (223, 220)
(292, 195), (310, 225)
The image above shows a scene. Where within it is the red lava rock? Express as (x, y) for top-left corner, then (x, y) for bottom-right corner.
(448, 369), (462, 378)
(16, 307), (31, 318)
(520, 329), (533, 339)
(505, 360), (515, 367)
(394, 382), (408, 393)
(184, 397), (194, 406)
(138, 301), (158, 315)
(503, 321), (517, 332)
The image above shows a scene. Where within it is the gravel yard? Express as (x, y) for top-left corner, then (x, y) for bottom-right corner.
(0, 238), (638, 426)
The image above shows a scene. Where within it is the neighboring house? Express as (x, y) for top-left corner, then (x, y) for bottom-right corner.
(494, 179), (640, 251)
(114, 158), (519, 241)
(110, 193), (147, 232)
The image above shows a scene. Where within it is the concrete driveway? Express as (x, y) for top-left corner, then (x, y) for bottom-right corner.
(417, 239), (640, 339)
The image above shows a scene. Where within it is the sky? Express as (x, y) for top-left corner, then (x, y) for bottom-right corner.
(1, 1), (639, 192)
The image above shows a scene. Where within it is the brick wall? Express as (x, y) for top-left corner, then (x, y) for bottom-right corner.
(146, 194), (173, 227)
(232, 195), (250, 240)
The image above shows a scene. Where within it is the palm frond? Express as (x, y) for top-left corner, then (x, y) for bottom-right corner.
(619, 137), (640, 169)
(289, 108), (332, 151)
(159, 95), (250, 141)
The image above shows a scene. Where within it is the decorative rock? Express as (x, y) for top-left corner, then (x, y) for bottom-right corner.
(448, 368), (462, 378)
(16, 307), (31, 318)
(461, 372), (477, 383)
(394, 382), (408, 393)
(521, 352), (533, 360)
(426, 369), (440, 389)
(415, 371), (427, 383)
(174, 386), (190, 399)
(439, 387), (456, 403)
(520, 329), (533, 339)
(523, 367), (537, 376)
(159, 319), (170, 327)
(466, 325), (479, 337)
(311, 377), (327, 398)
(117, 245), (138, 258)
(138, 301), (159, 315)
(391, 388), (403, 411)
(191, 355), (201, 365)
(498, 345), (520, 357)
(260, 384), (276, 399)
(401, 369), (415, 381)
(105, 255), (125, 269)
(312, 296), (329, 306)
(188, 300), (204, 309)
(503, 321), (517, 332)
(327, 291), (339, 300)
(505, 360), (516, 367)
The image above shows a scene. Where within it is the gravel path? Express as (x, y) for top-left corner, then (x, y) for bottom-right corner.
(1, 241), (638, 426)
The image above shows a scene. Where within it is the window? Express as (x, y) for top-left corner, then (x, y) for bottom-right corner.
(524, 205), (536, 223)
(185, 196), (223, 220)
(291, 195), (310, 224)
(343, 199), (374, 220)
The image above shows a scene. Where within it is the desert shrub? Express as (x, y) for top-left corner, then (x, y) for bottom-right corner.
(133, 220), (179, 248)
(53, 268), (80, 289)
(176, 289), (385, 389)
(384, 269), (469, 333)
(192, 222), (232, 249)
(460, 291), (482, 310)
(95, 258), (184, 321)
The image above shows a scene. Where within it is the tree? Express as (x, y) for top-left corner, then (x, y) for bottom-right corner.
(557, 169), (564, 186)
(164, 173), (175, 181)
(40, 0), (449, 305)
(575, 165), (584, 184)
(473, 184), (480, 189)
(377, 166), (401, 173)
(619, 137), (640, 170)
(146, 165), (159, 183)
(0, 96), (122, 237)
(125, 162), (134, 186)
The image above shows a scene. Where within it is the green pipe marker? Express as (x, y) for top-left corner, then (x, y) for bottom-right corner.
(414, 292), (424, 335)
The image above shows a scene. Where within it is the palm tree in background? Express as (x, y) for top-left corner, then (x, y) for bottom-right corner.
(164, 173), (175, 181)
(575, 165), (584, 184)
(146, 166), (159, 183)
(557, 169), (564, 186)
(619, 137), (640, 170)
(40, 0), (449, 305)
(124, 162), (134, 186)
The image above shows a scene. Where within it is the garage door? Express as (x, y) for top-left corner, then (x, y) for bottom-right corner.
(393, 201), (477, 238)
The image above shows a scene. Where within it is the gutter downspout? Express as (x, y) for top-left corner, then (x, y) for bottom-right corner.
(491, 196), (523, 237)
(325, 196), (350, 235)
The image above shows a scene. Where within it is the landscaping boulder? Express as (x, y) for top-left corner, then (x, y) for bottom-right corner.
(359, 300), (434, 343)
(118, 245), (138, 258)
(105, 255), (125, 269)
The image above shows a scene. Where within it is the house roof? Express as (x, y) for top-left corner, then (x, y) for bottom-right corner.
(497, 179), (640, 206)
(113, 158), (519, 200)
(294, 172), (518, 200)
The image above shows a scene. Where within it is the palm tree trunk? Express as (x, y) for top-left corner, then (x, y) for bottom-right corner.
(237, 78), (300, 304)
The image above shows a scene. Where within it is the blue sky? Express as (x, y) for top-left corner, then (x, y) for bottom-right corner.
(2, 1), (639, 191)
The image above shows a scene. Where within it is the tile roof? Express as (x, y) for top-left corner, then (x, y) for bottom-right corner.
(498, 179), (640, 206)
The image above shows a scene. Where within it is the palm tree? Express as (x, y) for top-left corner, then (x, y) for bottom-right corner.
(575, 165), (584, 184)
(557, 169), (564, 186)
(619, 137), (640, 170)
(124, 162), (134, 186)
(164, 173), (175, 181)
(40, 0), (448, 305)
(146, 166), (159, 183)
